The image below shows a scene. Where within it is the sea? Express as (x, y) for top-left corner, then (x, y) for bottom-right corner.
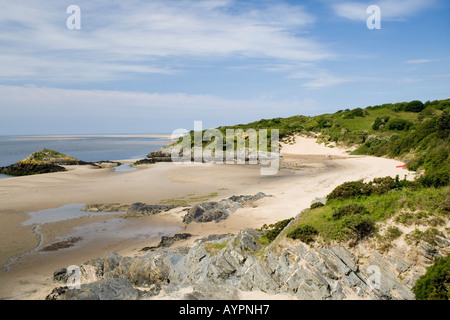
(0, 134), (171, 178)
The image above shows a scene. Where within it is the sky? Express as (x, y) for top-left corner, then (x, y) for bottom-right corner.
(0, 0), (449, 135)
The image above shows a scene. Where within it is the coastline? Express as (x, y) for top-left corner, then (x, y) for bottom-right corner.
(0, 135), (415, 300)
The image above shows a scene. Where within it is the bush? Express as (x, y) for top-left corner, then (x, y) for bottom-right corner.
(412, 256), (450, 300)
(372, 117), (383, 130)
(436, 110), (450, 139)
(326, 176), (401, 201)
(327, 180), (369, 201)
(287, 225), (318, 243)
(332, 204), (369, 219)
(260, 218), (294, 242)
(371, 176), (397, 195)
(343, 216), (375, 241)
(310, 202), (325, 209)
(405, 100), (425, 112)
(385, 226), (403, 240)
(351, 108), (365, 117)
(387, 118), (414, 131)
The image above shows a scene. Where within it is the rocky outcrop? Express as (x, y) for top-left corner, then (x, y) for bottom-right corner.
(134, 151), (173, 165)
(141, 233), (192, 251)
(0, 163), (67, 176)
(46, 278), (145, 300)
(125, 203), (177, 217)
(0, 149), (97, 176)
(182, 192), (269, 223)
(47, 223), (450, 300)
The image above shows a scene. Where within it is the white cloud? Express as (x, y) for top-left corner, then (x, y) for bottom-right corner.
(303, 75), (351, 89)
(331, 0), (436, 21)
(0, 0), (331, 83)
(406, 57), (450, 64)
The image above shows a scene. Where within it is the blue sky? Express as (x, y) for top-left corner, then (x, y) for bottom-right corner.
(0, 0), (449, 134)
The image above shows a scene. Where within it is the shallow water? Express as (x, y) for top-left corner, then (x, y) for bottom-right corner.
(21, 203), (122, 226)
(113, 163), (137, 173)
(0, 135), (169, 167)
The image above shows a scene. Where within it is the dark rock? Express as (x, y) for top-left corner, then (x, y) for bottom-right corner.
(126, 203), (177, 217)
(46, 278), (142, 300)
(0, 163), (67, 176)
(228, 192), (268, 204)
(196, 234), (233, 243)
(434, 235), (450, 248)
(53, 268), (69, 284)
(141, 233), (192, 251)
(182, 193), (268, 224)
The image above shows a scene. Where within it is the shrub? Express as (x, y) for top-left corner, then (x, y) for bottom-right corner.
(326, 176), (401, 201)
(387, 118), (414, 131)
(287, 225), (318, 243)
(405, 100), (425, 112)
(326, 180), (368, 201)
(412, 256), (450, 300)
(405, 227), (444, 245)
(371, 176), (397, 195)
(343, 216), (375, 242)
(332, 204), (369, 219)
(260, 218), (294, 243)
(385, 226), (403, 240)
(436, 110), (450, 139)
(372, 117), (383, 130)
(317, 117), (332, 128)
(310, 202), (325, 209)
(351, 108), (365, 117)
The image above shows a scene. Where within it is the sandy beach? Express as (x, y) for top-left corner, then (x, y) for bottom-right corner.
(0, 135), (415, 300)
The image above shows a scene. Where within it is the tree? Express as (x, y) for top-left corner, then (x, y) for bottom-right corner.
(405, 100), (425, 112)
(372, 117), (383, 130)
(436, 110), (450, 139)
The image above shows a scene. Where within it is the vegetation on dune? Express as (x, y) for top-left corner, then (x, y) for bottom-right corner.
(283, 180), (449, 246)
(412, 256), (450, 300)
(167, 98), (449, 187)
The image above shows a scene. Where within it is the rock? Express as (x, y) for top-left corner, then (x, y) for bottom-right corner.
(141, 233), (192, 251)
(182, 193), (268, 224)
(52, 268), (69, 284)
(0, 149), (92, 176)
(134, 150), (173, 165)
(126, 203), (177, 217)
(420, 241), (442, 259)
(0, 163), (67, 176)
(434, 235), (450, 248)
(48, 215), (444, 300)
(195, 234), (233, 243)
(228, 192), (268, 204)
(46, 278), (142, 300)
